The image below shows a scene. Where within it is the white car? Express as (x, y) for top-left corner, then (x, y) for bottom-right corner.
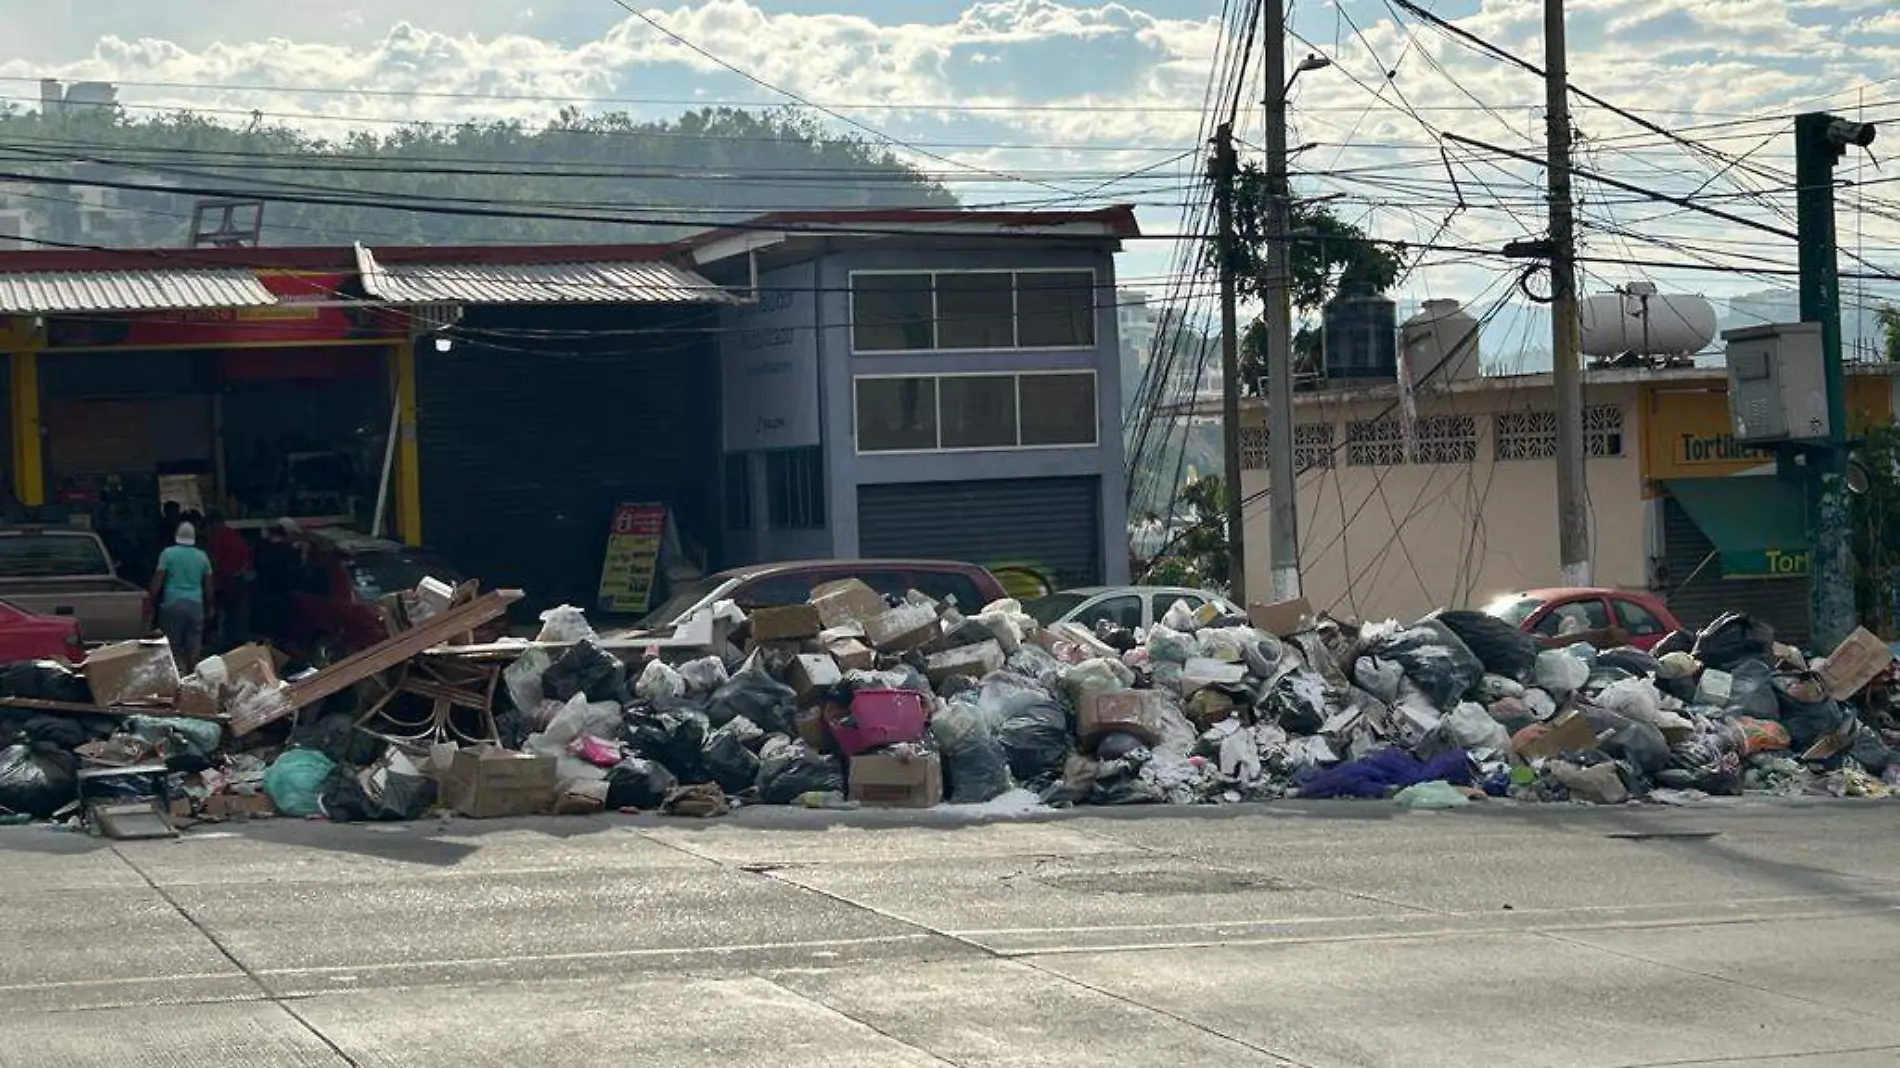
(1022, 585), (1243, 633)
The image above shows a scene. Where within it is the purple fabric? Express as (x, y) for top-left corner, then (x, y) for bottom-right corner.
(1295, 747), (1474, 800)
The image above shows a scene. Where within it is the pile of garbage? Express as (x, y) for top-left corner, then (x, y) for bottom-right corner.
(3, 573), (1899, 829)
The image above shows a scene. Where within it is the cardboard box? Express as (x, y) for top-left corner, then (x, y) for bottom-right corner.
(218, 644), (280, 692)
(1515, 709), (1600, 761)
(925, 640), (1004, 686)
(864, 603), (940, 652)
(786, 653), (843, 702)
(440, 746), (557, 819)
(1248, 598), (1314, 638)
(796, 706), (834, 753)
(83, 639), (182, 706)
(848, 749), (942, 808)
(202, 793), (275, 820)
(1077, 690), (1170, 748)
(174, 677), (221, 719)
(809, 579), (887, 629)
(750, 603), (823, 643)
(1819, 627), (1893, 701)
(826, 637), (875, 672)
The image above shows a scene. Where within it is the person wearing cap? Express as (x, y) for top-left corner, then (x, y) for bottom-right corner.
(150, 521), (214, 669)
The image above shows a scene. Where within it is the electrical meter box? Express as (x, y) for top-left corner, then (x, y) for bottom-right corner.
(1722, 322), (1829, 444)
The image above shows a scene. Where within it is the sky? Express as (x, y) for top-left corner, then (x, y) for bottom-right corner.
(2, 0), (1898, 366)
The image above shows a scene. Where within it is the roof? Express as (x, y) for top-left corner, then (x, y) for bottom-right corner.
(354, 245), (736, 306)
(685, 205), (1142, 263)
(0, 267), (277, 315)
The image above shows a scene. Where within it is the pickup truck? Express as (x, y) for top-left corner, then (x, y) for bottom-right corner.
(0, 528), (151, 643)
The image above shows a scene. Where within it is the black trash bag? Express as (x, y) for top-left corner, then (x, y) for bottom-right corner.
(1088, 758), (1164, 805)
(1433, 610), (1539, 682)
(1264, 670), (1330, 735)
(317, 766), (433, 823)
(1092, 619), (1138, 653)
(1725, 660), (1781, 721)
(20, 715), (86, 750)
(939, 616), (1000, 652)
(929, 698), (1013, 804)
(1601, 720), (1670, 776)
(1652, 629), (1696, 658)
(0, 742), (76, 817)
(1656, 732), (1743, 795)
(622, 705), (709, 783)
(605, 757), (677, 809)
(317, 766), (373, 822)
(1692, 612), (1776, 672)
(291, 711), (388, 766)
(1095, 731), (1151, 762)
(1772, 675), (1853, 751)
(493, 703), (530, 751)
(1848, 723), (1895, 775)
(0, 660), (91, 704)
(756, 737), (844, 804)
(995, 694), (1071, 784)
(1365, 620), (1484, 708)
(542, 640), (628, 704)
(1596, 648), (1661, 679)
(702, 722), (762, 794)
(706, 656), (798, 734)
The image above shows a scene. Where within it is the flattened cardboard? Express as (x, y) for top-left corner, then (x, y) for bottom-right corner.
(809, 579), (887, 629)
(864, 604), (940, 652)
(1819, 627), (1893, 701)
(826, 637), (875, 672)
(83, 639), (182, 706)
(174, 677), (220, 719)
(925, 640), (1004, 685)
(1247, 598), (1314, 638)
(1077, 690), (1169, 748)
(848, 749), (942, 808)
(218, 644), (280, 691)
(750, 604), (822, 643)
(786, 653), (842, 702)
(1515, 709), (1600, 760)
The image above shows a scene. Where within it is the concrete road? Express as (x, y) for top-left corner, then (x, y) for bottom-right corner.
(8, 799), (1900, 1067)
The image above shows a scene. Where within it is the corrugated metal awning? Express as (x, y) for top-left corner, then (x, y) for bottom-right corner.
(356, 244), (736, 306)
(0, 268), (278, 314)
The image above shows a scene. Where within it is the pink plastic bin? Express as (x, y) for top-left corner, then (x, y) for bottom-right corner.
(825, 689), (928, 757)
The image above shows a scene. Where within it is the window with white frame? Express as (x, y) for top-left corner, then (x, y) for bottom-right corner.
(1494, 409), (1558, 461)
(1411, 414), (1478, 464)
(854, 372), (1097, 453)
(850, 269), (1097, 353)
(1346, 418), (1406, 466)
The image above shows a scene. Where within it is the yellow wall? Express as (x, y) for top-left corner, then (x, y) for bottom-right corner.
(2, 317), (40, 505)
(1639, 375), (1893, 491)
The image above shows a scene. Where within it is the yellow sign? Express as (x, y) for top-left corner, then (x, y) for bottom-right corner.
(597, 503), (667, 615)
(1641, 377), (1891, 491)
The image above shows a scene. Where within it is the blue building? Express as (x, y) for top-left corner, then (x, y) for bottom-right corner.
(692, 207), (1137, 590)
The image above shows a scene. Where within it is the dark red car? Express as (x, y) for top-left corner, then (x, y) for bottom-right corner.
(1484, 587), (1685, 651)
(0, 596), (86, 663)
(638, 559), (1009, 630)
(277, 530), (493, 664)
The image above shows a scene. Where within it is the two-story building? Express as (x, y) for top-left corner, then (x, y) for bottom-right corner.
(694, 208), (1137, 591)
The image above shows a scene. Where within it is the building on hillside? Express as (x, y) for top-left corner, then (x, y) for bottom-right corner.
(1224, 362), (1900, 645)
(0, 206), (1134, 615)
(693, 207), (1136, 593)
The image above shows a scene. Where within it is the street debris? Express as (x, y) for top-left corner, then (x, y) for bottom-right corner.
(3, 565), (1900, 832)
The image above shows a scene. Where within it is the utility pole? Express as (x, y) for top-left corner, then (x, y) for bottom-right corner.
(1263, 3), (1302, 603)
(1795, 111), (1876, 649)
(1544, 0), (1592, 587)
(1211, 122), (1248, 604)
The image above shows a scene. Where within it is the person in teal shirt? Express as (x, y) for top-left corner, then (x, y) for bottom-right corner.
(150, 521), (214, 669)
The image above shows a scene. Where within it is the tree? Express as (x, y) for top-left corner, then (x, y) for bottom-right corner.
(1136, 474), (1232, 593)
(1853, 418), (1900, 636)
(1878, 304), (1900, 363)
(0, 105), (956, 247)
(1212, 163), (1403, 394)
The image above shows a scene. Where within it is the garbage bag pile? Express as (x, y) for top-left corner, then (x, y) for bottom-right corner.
(7, 578), (1900, 829)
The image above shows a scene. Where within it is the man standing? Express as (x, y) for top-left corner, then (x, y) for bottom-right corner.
(150, 521), (213, 669)
(205, 513), (254, 649)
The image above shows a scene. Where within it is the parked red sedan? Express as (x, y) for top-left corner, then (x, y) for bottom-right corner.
(0, 596), (87, 663)
(1484, 588), (1684, 651)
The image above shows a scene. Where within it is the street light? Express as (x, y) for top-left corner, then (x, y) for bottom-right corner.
(1277, 53), (1333, 102)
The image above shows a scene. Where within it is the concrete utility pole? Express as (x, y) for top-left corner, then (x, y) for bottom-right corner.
(1795, 111), (1876, 649)
(1264, 11), (1328, 604)
(1544, 0), (1592, 587)
(1211, 123), (1248, 604)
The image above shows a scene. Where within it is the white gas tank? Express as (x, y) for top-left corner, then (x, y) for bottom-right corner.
(1579, 284), (1717, 357)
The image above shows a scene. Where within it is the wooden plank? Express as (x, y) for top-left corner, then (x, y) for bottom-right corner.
(281, 589), (522, 713)
(0, 695), (228, 723)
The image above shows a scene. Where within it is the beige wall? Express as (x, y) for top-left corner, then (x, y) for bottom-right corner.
(1238, 381), (1646, 623)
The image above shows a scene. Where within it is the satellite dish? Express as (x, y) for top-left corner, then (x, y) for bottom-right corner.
(1847, 458), (1872, 496)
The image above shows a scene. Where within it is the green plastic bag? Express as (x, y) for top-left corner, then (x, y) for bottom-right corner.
(1393, 780), (1472, 810)
(263, 749), (337, 818)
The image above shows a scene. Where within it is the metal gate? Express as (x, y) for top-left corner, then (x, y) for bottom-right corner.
(856, 476), (1103, 589)
(1662, 496), (1810, 647)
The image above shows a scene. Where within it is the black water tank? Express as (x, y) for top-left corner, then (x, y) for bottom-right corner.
(1321, 283), (1397, 380)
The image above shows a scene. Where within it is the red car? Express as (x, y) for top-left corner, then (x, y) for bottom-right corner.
(0, 596), (87, 663)
(277, 530), (494, 665)
(1484, 587), (1685, 651)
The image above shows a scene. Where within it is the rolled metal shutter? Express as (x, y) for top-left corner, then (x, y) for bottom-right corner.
(857, 476), (1102, 588)
(1662, 496), (1810, 647)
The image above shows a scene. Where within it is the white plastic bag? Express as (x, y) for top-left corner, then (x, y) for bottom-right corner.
(1534, 649), (1590, 700)
(1597, 677), (1692, 732)
(634, 659), (687, 701)
(678, 656), (729, 695)
(1194, 627), (1249, 664)
(1145, 625), (1193, 664)
(535, 604), (597, 644)
(1161, 599), (1199, 633)
(1444, 701), (1511, 754)
(503, 647), (553, 715)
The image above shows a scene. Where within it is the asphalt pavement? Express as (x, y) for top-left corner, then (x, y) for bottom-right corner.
(8, 798), (1900, 1067)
